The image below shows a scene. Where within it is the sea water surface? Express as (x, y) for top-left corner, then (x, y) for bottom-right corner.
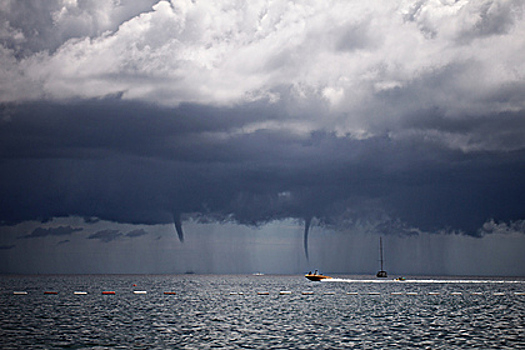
(0, 274), (524, 349)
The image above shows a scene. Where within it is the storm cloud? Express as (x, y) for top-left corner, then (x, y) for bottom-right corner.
(20, 225), (83, 239)
(1, 0), (525, 267)
(1, 99), (524, 239)
(126, 229), (149, 238)
(87, 229), (123, 243)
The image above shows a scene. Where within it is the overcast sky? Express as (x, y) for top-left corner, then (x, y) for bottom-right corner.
(1, 0), (524, 275)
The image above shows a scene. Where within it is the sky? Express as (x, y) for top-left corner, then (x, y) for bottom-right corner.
(1, 0), (525, 276)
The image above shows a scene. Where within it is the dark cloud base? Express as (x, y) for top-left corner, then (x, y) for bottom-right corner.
(87, 229), (122, 243)
(1, 99), (524, 241)
(19, 225), (83, 239)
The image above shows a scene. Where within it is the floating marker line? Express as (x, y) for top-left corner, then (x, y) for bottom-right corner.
(8, 289), (524, 297)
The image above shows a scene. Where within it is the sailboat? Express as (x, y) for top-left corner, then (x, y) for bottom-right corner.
(376, 237), (387, 278)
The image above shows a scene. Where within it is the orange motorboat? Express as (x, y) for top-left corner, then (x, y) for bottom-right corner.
(305, 270), (333, 281)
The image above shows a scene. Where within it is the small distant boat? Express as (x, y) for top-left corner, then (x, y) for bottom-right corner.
(394, 277), (406, 281)
(376, 237), (388, 278)
(252, 272), (264, 276)
(305, 270), (333, 281)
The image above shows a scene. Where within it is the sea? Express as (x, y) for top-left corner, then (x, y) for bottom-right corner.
(0, 274), (524, 349)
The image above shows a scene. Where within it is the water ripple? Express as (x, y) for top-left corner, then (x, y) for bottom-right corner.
(0, 275), (524, 349)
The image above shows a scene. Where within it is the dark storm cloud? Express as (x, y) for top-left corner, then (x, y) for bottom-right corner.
(88, 229), (123, 243)
(88, 228), (148, 242)
(1, 99), (524, 239)
(126, 229), (148, 238)
(19, 225), (83, 239)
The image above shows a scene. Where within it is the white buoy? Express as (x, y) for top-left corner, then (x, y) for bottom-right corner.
(257, 291), (270, 295)
(391, 292), (404, 295)
(13, 291), (27, 295)
(279, 291), (292, 295)
(451, 292), (462, 295)
(346, 292), (358, 295)
(493, 292), (505, 296)
(428, 292), (440, 295)
(73, 291), (88, 295)
(133, 291), (147, 295)
(367, 292), (380, 295)
(302, 291), (314, 295)
(406, 292), (418, 295)
(514, 292), (525, 295)
(471, 292), (483, 295)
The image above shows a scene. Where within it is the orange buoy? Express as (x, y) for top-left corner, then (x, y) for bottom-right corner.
(102, 291), (116, 295)
(44, 291), (58, 295)
(163, 291), (177, 295)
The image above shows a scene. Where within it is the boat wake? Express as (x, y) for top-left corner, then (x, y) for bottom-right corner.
(323, 278), (524, 284)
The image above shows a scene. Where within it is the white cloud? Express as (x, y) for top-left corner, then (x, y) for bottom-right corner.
(1, 0), (524, 149)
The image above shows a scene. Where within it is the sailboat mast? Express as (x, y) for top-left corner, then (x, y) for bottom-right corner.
(379, 237), (384, 271)
(376, 236), (387, 278)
